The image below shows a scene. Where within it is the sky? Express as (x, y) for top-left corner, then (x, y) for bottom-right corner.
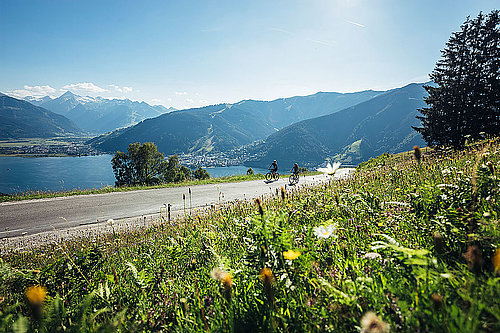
(0, 0), (498, 109)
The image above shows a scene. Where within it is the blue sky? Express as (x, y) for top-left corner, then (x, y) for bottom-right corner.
(0, 0), (497, 109)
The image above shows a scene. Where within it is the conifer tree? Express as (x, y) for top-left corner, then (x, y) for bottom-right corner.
(415, 10), (499, 148)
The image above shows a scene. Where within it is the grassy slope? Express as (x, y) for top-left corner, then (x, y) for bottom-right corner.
(0, 140), (499, 332)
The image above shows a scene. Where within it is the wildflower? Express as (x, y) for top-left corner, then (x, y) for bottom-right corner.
(413, 145), (422, 164)
(486, 161), (495, 174)
(313, 224), (337, 239)
(463, 245), (483, 273)
(26, 285), (47, 306)
(317, 162), (341, 176)
(254, 198), (264, 216)
(259, 267), (274, 284)
(280, 186), (286, 200)
(363, 252), (381, 260)
(259, 268), (275, 300)
(360, 311), (390, 333)
(432, 232), (445, 254)
(492, 249), (500, 274)
(107, 219), (114, 226)
(431, 293), (443, 310)
(283, 250), (301, 260)
(441, 168), (451, 177)
(210, 268), (233, 299)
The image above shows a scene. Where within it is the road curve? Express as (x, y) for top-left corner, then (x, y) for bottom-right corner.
(0, 170), (353, 241)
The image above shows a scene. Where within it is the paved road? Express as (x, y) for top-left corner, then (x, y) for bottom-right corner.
(0, 170), (353, 242)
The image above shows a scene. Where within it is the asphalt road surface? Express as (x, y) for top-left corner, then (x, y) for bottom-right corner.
(0, 170), (353, 244)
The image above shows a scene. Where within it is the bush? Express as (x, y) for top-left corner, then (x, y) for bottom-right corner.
(192, 167), (210, 180)
(247, 167), (254, 175)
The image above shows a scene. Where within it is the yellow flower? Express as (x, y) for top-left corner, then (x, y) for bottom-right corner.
(26, 285), (46, 306)
(493, 249), (500, 274)
(283, 250), (301, 260)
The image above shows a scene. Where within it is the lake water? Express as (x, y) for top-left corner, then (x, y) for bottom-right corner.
(0, 155), (268, 194)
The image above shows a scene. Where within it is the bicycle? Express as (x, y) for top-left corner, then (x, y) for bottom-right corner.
(265, 171), (280, 182)
(289, 173), (299, 185)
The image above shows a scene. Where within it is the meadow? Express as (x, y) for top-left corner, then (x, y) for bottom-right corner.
(0, 140), (499, 332)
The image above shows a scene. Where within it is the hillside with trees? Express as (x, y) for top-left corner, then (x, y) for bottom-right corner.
(0, 94), (83, 139)
(88, 90), (383, 155)
(246, 83), (427, 168)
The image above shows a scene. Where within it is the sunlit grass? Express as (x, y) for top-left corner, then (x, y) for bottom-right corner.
(0, 140), (498, 332)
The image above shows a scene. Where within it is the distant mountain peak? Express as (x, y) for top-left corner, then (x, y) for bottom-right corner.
(61, 90), (76, 97)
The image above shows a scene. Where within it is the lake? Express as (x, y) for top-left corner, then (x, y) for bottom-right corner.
(0, 155), (268, 194)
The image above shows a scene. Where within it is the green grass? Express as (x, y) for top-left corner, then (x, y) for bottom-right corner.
(0, 140), (499, 332)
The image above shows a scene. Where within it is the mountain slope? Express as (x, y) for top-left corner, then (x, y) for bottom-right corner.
(231, 90), (383, 129)
(88, 104), (273, 154)
(89, 90), (383, 154)
(0, 94), (83, 139)
(245, 83), (427, 168)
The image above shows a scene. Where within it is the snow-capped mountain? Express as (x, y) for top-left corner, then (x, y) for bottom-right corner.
(36, 91), (175, 134)
(23, 95), (53, 106)
(40, 91), (96, 116)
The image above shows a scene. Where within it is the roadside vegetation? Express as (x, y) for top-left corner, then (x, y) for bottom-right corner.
(1, 138), (499, 332)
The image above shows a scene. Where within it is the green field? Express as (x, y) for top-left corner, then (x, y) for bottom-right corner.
(1, 140), (499, 332)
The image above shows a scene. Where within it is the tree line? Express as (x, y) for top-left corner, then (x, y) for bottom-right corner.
(111, 142), (209, 186)
(415, 10), (499, 148)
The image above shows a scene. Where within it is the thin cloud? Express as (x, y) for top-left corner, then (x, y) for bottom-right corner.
(309, 39), (337, 47)
(270, 27), (296, 36)
(345, 20), (366, 28)
(175, 91), (188, 95)
(109, 84), (133, 93)
(186, 98), (194, 103)
(7, 85), (58, 98)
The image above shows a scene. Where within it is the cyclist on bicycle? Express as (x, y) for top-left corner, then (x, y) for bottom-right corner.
(269, 160), (278, 175)
(290, 163), (299, 176)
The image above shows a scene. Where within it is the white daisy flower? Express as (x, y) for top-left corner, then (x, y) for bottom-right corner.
(317, 162), (341, 176)
(313, 224), (337, 239)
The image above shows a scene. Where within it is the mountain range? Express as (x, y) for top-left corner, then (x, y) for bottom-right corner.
(0, 94), (83, 139)
(88, 90), (383, 154)
(21, 92), (175, 134)
(3, 83), (427, 167)
(90, 83), (426, 167)
(245, 83), (427, 168)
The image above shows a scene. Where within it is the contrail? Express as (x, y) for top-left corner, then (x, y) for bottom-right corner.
(345, 20), (366, 28)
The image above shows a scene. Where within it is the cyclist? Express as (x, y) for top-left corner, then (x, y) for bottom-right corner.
(269, 160), (278, 176)
(290, 163), (299, 176)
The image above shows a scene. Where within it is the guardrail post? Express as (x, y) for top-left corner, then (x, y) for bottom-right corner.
(168, 204), (171, 223)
